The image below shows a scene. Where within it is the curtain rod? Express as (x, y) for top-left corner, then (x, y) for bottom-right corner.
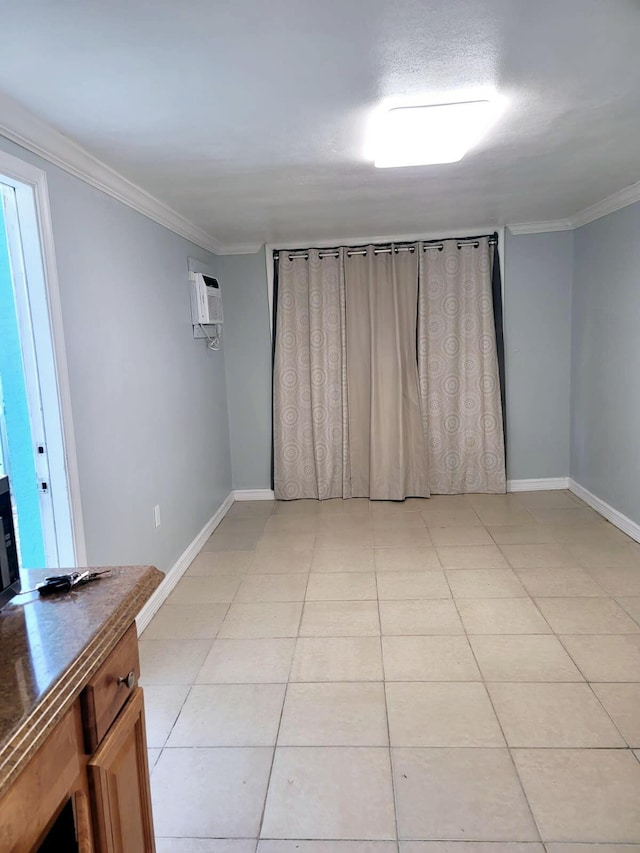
(273, 233), (497, 261)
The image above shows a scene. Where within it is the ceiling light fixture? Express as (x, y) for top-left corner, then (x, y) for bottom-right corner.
(370, 99), (504, 168)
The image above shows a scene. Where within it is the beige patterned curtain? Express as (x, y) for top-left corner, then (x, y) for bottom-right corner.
(344, 247), (430, 499)
(417, 237), (506, 493)
(273, 250), (348, 499)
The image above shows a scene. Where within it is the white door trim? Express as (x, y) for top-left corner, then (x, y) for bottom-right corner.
(0, 149), (87, 566)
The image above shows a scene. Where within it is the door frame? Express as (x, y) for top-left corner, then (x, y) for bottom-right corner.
(0, 148), (86, 567)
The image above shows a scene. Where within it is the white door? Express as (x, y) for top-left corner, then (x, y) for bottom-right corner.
(0, 167), (79, 569)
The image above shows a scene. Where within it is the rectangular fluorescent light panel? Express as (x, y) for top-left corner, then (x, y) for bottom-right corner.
(373, 100), (500, 168)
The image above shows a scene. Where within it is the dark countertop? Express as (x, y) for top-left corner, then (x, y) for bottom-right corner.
(0, 565), (162, 797)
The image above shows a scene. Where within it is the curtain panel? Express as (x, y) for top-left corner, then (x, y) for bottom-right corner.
(417, 237), (506, 494)
(273, 237), (506, 499)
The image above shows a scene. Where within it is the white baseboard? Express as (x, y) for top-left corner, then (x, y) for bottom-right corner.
(568, 479), (640, 544)
(233, 489), (275, 501)
(136, 492), (235, 635)
(507, 477), (570, 492)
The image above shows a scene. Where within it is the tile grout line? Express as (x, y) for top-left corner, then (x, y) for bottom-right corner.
(377, 568), (401, 852)
(446, 532), (546, 846)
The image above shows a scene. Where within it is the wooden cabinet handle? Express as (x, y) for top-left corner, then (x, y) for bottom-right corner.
(117, 670), (136, 689)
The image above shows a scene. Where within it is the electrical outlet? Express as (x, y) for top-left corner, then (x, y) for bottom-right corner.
(154, 505), (161, 528)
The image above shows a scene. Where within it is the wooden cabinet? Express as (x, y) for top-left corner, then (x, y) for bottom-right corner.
(0, 620), (155, 852)
(88, 688), (155, 853)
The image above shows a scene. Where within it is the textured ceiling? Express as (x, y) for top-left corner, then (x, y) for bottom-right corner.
(1, 0), (639, 247)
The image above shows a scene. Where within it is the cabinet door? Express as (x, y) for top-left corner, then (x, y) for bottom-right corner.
(88, 687), (155, 853)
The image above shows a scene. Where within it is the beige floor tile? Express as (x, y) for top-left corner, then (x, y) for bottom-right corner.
(386, 682), (504, 747)
(291, 637), (383, 682)
(500, 544), (576, 568)
(544, 846), (640, 853)
(382, 636), (480, 681)
(591, 684), (640, 747)
(142, 603), (229, 640)
(586, 567), (640, 596)
(311, 548), (375, 573)
(143, 685), (190, 747)
(278, 682), (388, 746)
(559, 635), (640, 681)
(421, 495), (474, 510)
(422, 509), (483, 528)
(157, 840), (256, 853)
(203, 532), (261, 552)
(320, 497), (372, 515)
(257, 531), (317, 551)
(379, 600), (463, 635)
(299, 601), (380, 636)
(515, 567), (606, 598)
(376, 571), (451, 600)
(261, 747), (396, 840)
(530, 507), (602, 525)
(437, 545), (510, 569)
(457, 598), (551, 634)
(399, 845), (544, 853)
(568, 542), (640, 569)
(196, 637), (296, 684)
(235, 573), (308, 602)
(393, 748), (539, 840)
(515, 491), (580, 509)
(306, 572), (377, 601)
(317, 515), (373, 534)
(373, 527), (432, 548)
(217, 517), (270, 535)
(260, 843), (397, 853)
(374, 547), (441, 572)
(275, 498), (321, 515)
(265, 515), (319, 533)
(315, 529), (373, 550)
(168, 575), (241, 604)
(147, 748), (161, 772)
(535, 597), (640, 634)
(618, 596), (640, 623)
(469, 635), (584, 682)
(372, 513), (429, 530)
(167, 684), (285, 746)
(186, 550), (253, 577)
(228, 500), (276, 518)
(553, 524), (636, 546)
(488, 683), (624, 747)
(513, 748), (640, 842)
(473, 508), (536, 526)
(139, 639), (213, 684)
(151, 746), (272, 837)
(429, 526), (494, 546)
(219, 602), (303, 638)
(487, 525), (560, 545)
(249, 550), (313, 574)
(447, 569), (527, 598)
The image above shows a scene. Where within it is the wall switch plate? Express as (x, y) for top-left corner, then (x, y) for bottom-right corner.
(154, 505), (161, 528)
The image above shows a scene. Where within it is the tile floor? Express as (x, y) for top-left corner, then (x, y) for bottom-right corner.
(140, 491), (640, 853)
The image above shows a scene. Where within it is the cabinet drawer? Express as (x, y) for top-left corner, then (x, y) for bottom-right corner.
(82, 623), (140, 752)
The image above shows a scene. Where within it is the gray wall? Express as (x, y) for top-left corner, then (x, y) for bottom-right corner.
(0, 136), (232, 572)
(218, 249), (273, 490)
(504, 230), (574, 480)
(571, 202), (640, 525)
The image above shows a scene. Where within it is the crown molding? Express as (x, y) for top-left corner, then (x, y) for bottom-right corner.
(0, 89), (225, 254)
(217, 242), (264, 255)
(508, 177), (640, 235)
(507, 219), (573, 235)
(570, 178), (640, 228)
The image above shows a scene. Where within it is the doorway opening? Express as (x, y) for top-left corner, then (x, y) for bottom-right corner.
(0, 155), (81, 569)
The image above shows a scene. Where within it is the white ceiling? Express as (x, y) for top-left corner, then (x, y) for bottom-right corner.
(1, 0), (640, 249)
